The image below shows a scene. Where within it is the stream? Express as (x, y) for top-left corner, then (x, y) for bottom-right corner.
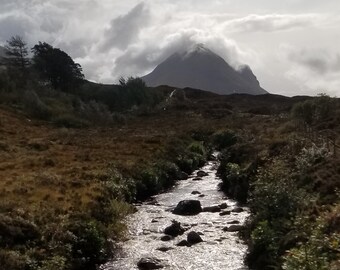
(101, 157), (249, 270)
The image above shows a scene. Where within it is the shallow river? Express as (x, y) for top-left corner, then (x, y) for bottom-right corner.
(101, 158), (249, 270)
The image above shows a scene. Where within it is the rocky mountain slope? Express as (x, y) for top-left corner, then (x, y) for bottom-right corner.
(142, 44), (267, 95)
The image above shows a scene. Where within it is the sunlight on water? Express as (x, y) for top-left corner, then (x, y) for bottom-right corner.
(101, 159), (249, 270)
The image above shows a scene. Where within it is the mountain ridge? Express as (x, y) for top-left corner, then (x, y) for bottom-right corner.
(142, 44), (267, 95)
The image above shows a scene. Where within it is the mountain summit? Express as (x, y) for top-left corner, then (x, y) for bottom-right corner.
(142, 44), (267, 95)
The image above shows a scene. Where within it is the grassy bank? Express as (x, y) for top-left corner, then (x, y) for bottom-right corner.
(217, 96), (340, 270)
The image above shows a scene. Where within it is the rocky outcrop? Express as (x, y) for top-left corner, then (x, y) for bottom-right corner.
(173, 200), (202, 215)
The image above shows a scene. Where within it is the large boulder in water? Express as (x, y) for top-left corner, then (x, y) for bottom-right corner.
(173, 200), (202, 215)
(137, 257), (164, 269)
(197, 170), (209, 177)
(164, 220), (185, 237)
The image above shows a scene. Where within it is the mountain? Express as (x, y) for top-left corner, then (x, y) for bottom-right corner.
(142, 44), (267, 95)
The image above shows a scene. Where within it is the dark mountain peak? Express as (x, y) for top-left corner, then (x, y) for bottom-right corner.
(142, 45), (267, 95)
(237, 64), (261, 86)
(185, 43), (212, 55)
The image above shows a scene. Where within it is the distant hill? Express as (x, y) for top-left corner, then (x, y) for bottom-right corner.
(142, 44), (267, 95)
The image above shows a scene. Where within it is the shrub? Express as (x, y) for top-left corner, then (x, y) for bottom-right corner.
(0, 214), (40, 246)
(135, 167), (160, 199)
(74, 99), (114, 126)
(53, 114), (90, 128)
(250, 160), (306, 221)
(220, 163), (249, 203)
(249, 220), (281, 269)
(283, 209), (340, 270)
(23, 90), (52, 120)
(68, 220), (106, 268)
(212, 129), (237, 150)
(0, 250), (28, 270)
(295, 143), (330, 173)
(37, 256), (67, 270)
(188, 141), (206, 156)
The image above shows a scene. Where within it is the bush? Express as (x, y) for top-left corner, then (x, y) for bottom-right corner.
(23, 90), (52, 120)
(53, 114), (90, 128)
(248, 220), (281, 269)
(220, 163), (249, 203)
(188, 141), (205, 156)
(247, 159), (314, 269)
(283, 209), (340, 270)
(0, 214), (40, 246)
(135, 167), (160, 200)
(250, 160), (306, 221)
(0, 250), (28, 270)
(74, 99), (114, 126)
(295, 143), (330, 173)
(68, 220), (106, 268)
(212, 130), (237, 150)
(37, 256), (67, 270)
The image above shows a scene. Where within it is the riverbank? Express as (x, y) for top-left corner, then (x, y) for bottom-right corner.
(216, 98), (340, 270)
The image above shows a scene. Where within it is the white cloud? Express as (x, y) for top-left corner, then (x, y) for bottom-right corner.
(282, 45), (340, 96)
(222, 14), (320, 33)
(100, 2), (151, 51)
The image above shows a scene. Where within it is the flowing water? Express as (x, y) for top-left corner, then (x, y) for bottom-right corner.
(101, 158), (249, 270)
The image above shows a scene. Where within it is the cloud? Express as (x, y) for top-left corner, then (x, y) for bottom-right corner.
(223, 14), (320, 33)
(100, 2), (150, 51)
(282, 45), (340, 95)
(286, 47), (340, 74)
(0, 14), (35, 42)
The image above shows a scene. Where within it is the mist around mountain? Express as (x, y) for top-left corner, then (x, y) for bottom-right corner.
(142, 44), (267, 95)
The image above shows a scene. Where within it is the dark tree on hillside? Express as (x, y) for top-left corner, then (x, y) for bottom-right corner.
(31, 42), (84, 90)
(4, 35), (30, 70)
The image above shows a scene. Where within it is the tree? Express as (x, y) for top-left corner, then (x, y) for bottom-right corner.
(4, 35), (30, 70)
(31, 42), (84, 90)
(119, 77), (151, 108)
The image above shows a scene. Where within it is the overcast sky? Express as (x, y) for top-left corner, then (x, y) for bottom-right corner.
(1, 0), (340, 96)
